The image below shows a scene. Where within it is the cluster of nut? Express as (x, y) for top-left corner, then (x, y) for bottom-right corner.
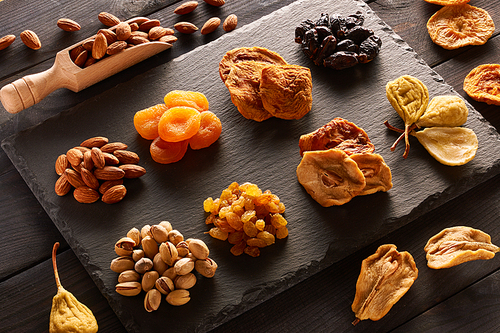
(54, 136), (146, 204)
(0, 30), (42, 51)
(68, 12), (177, 68)
(204, 182), (289, 257)
(173, 1), (238, 35)
(110, 221), (218, 311)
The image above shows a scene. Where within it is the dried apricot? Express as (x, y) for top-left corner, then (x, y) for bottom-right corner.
(150, 136), (189, 164)
(424, 0), (470, 5)
(427, 4), (495, 50)
(463, 64), (500, 105)
(164, 90), (209, 112)
(133, 104), (169, 140)
(158, 106), (202, 142)
(189, 111), (222, 150)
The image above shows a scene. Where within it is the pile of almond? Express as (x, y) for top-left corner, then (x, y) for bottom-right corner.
(173, 0), (237, 34)
(54, 136), (146, 204)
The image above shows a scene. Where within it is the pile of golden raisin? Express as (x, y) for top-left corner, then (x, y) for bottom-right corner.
(203, 182), (289, 257)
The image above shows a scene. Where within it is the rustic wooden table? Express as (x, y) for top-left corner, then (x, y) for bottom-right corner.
(1, 0), (499, 332)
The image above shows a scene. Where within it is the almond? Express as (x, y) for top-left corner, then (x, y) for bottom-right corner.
(98, 12), (121, 27)
(72, 146), (90, 154)
(83, 150), (94, 170)
(102, 185), (127, 204)
(128, 17), (149, 26)
(114, 150), (140, 164)
(81, 136), (109, 148)
(119, 164), (146, 178)
(174, 1), (199, 15)
(101, 142), (128, 153)
(20, 30), (41, 50)
(201, 17), (221, 35)
(130, 22), (139, 31)
(74, 49), (88, 67)
(130, 30), (149, 39)
(81, 167), (100, 189)
(55, 154), (69, 175)
(99, 179), (124, 194)
(107, 41), (127, 55)
(0, 35), (16, 51)
(55, 174), (72, 196)
(82, 39), (94, 51)
(139, 19), (161, 32)
(94, 166), (125, 180)
(92, 32), (107, 60)
(91, 147), (106, 169)
(84, 57), (97, 67)
(70, 45), (85, 61)
(66, 148), (84, 166)
(103, 152), (120, 165)
(115, 22), (132, 41)
(64, 169), (86, 188)
(204, 0), (225, 6)
(159, 35), (178, 44)
(72, 162), (83, 173)
(223, 14), (238, 32)
(74, 186), (100, 203)
(148, 26), (168, 40)
(57, 18), (81, 31)
(98, 29), (117, 44)
(127, 36), (150, 45)
(174, 22), (198, 34)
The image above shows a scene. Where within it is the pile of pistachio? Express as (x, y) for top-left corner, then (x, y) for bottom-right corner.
(110, 221), (217, 311)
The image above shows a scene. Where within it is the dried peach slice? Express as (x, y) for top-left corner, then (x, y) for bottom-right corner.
(350, 153), (393, 195)
(296, 149), (366, 207)
(164, 90), (209, 112)
(426, 4), (495, 50)
(463, 64), (500, 106)
(150, 137), (189, 164)
(189, 111), (222, 150)
(158, 106), (202, 142)
(133, 104), (169, 140)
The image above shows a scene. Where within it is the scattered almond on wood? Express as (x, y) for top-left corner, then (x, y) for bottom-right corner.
(201, 17), (221, 35)
(98, 12), (121, 27)
(203, 0), (225, 6)
(174, 22), (199, 34)
(57, 18), (81, 32)
(0, 35), (16, 51)
(223, 14), (238, 32)
(20, 30), (41, 50)
(174, 1), (199, 15)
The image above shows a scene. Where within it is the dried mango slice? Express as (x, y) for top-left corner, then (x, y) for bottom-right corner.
(350, 153), (393, 195)
(424, 0), (469, 5)
(296, 149), (366, 207)
(352, 244), (418, 325)
(424, 226), (500, 269)
(386, 75), (429, 158)
(463, 64), (500, 106)
(427, 5), (495, 50)
(413, 127), (478, 166)
(416, 95), (468, 128)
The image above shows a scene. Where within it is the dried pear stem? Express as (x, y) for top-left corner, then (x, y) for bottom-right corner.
(383, 121), (418, 158)
(52, 242), (63, 291)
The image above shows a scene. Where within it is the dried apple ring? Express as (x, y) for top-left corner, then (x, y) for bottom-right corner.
(164, 90), (209, 112)
(158, 106), (202, 142)
(426, 4), (495, 50)
(296, 149), (366, 207)
(150, 137), (189, 164)
(350, 153), (393, 195)
(463, 64), (500, 106)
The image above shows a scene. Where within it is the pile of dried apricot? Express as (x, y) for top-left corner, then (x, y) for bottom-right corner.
(133, 90), (222, 164)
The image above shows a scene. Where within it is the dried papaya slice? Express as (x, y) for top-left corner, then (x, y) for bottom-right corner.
(219, 46), (288, 82)
(463, 64), (500, 106)
(189, 111), (222, 150)
(424, 0), (470, 5)
(150, 137), (189, 164)
(164, 90), (209, 112)
(296, 149), (366, 207)
(350, 153), (393, 195)
(426, 4), (495, 50)
(133, 104), (169, 140)
(158, 106), (202, 142)
(416, 95), (468, 128)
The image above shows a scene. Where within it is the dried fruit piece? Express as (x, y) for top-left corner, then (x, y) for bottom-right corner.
(164, 90), (209, 112)
(424, 0), (469, 5)
(296, 149), (366, 207)
(134, 104), (170, 140)
(352, 244), (418, 325)
(259, 64), (313, 120)
(189, 111), (222, 150)
(416, 95), (468, 128)
(299, 118), (374, 156)
(425, 226), (500, 269)
(413, 127), (478, 166)
(158, 106), (202, 142)
(350, 153), (392, 195)
(150, 137), (189, 164)
(463, 64), (500, 106)
(50, 243), (98, 333)
(386, 75), (429, 158)
(427, 4), (495, 50)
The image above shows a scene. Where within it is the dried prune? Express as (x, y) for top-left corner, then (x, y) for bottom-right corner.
(295, 11), (382, 70)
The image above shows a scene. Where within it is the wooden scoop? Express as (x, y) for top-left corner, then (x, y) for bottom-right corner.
(0, 20), (172, 114)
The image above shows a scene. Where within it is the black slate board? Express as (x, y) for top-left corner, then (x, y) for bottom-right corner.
(3, 0), (500, 331)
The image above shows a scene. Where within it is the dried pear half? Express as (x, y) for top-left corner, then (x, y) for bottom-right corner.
(463, 64), (500, 106)
(426, 4), (495, 50)
(350, 153), (393, 195)
(296, 149), (366, 206)
(413, 127), (478, 166)
(50, 242), (98, 333)
(386, 75), (429, 158)
(259, 64), (313, 120)
(352, 244), (418, 325)
(416, 95), (468, 128)
(424, 226), (500, 269)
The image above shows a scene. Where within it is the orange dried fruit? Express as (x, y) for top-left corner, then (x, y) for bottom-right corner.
(133, 104), (169, 140)
(426, 4), (495, 50)
(164, 90), (209, 112)
(189, 111), (222, 150)
(463, 64), (500, 106)
(158, 106), (202, 142)
(424, 0), (469, 5)
(150, 137), (189, 164)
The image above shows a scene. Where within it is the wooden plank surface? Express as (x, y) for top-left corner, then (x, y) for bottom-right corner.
(1, 0), (500, 332)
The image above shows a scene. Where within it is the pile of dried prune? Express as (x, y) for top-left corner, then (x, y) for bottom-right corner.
(295, 11), (382, 70)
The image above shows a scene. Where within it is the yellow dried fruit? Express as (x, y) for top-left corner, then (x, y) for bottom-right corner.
(49, 243), (98, 333)
(463, 64), (500, 106)
(424, 226), (500, 269)
(350, 153), (393, 196)
(426, 4), (495, 50)
(416, 95), (468, 128)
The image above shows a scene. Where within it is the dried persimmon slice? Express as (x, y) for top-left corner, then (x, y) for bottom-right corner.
(426, 4), (495, 50)
(463, 64), (500, 106)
